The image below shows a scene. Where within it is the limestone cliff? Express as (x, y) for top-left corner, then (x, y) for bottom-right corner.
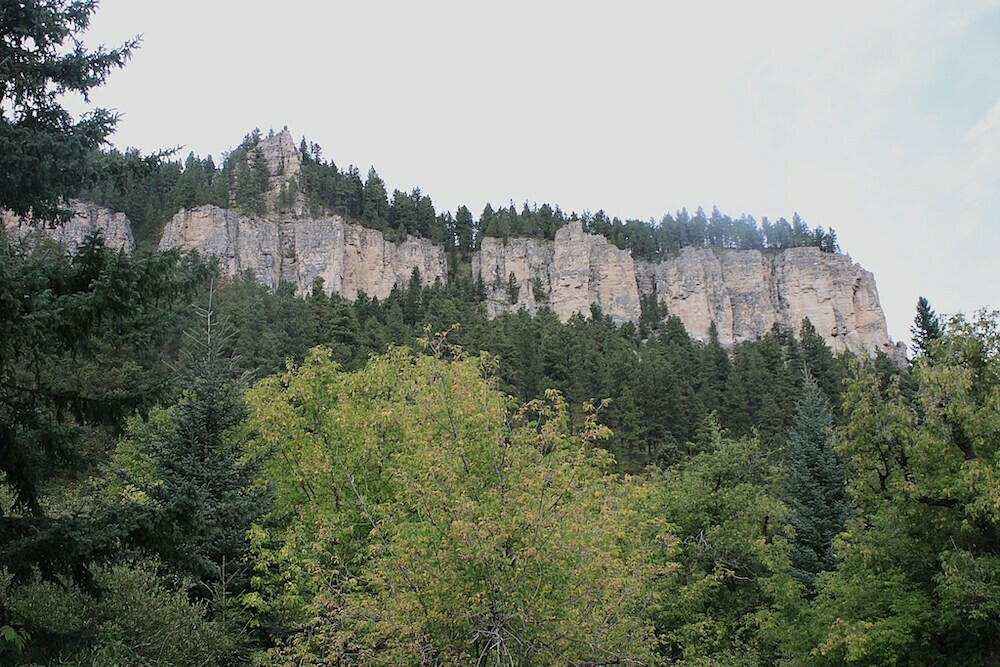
(635, 245), (896, 356)
(8, 197), (900, 358)
(258, 128), (307, 215)
(477, 221), (901, 358)
(2, 201), (135, 253)
(473, 222), (641, 324)
(158, 205), (447, 299)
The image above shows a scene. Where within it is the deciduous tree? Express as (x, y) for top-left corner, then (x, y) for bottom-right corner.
(246, 347), (664, 666)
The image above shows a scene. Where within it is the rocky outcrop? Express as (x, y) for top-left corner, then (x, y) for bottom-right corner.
(474, 222), (640, 324)
(636, 246), (897, 356)
(257, 128), (307, 215)
(8, 195), (899, 358)
(158, 205), (447, 299)
(475, 223), (901, 358)
(2, 201), (135, 253)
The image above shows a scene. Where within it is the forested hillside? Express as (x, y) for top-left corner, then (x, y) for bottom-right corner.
(2, 3), (998, 665)
(78, 127), (839, 260)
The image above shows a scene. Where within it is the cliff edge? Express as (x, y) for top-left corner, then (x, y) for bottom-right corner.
(476, 221), (903, 358)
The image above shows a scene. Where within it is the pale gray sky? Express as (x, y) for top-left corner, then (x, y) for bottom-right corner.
(72, 0), (1000, 345)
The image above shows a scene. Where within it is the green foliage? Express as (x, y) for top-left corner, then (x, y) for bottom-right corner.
(2, 561), (232, 665)
(802, 311), (1000, 665)
(783, 374), (849, 587)
(246, 347), (664, 665)
(0, 0), (136, 223)
(473, 203), (839, 260)
(232, 136), (270, 217)
(651, 424), (799, 665)
(116, 300), (272, 599)
(0, 232), (209, 584)
(506, 271), (519, 304)
(211, 272), (313, 379)
(79, 148), (227, 251)
(200, 270), (846, 475)
(911, 295), (943, 358)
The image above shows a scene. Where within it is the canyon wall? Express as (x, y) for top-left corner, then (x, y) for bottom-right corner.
(5, 198), (901, 358)
(477, 221), (902, 358)
(158, 205), (447, 299)
(2, 201), (135, 253)
(4, 128), (902, 358)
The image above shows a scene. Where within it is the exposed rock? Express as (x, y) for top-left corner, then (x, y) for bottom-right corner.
(257, 128), (306, 215)
(475, 222), (641, 325)
(2, 201), (135, 253)
(159, 205), (447, 299)
(475, 224), (900, 358)
(639, 246), (898, 357)
(473, 236), (554, 317)
(33, 197), (893, 359)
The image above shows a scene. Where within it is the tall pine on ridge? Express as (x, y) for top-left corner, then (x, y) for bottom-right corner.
(911, 296), (943, 358)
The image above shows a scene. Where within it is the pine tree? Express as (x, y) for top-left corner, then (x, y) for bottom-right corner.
(799, 317), (840, 406)
(911, 296), (942, 358)
(783, 373), (849, 587)
(0, 0), (137, 222)
(129, 297), (272, 597)
(0, 234), (208, 582)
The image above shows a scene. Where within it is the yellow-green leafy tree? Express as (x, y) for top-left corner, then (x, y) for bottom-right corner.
(246, 345), (669, 665)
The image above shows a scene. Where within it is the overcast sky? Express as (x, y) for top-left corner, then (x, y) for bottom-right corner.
(72, 0), (1000, 345)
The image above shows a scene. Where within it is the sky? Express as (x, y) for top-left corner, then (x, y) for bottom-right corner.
(70, 0), (1000, 346)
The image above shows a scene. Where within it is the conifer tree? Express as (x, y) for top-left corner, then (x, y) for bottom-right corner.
(783, 373), (849, 587)
(0, 0), (137, 222)
(911, 295), (942, 358)
(128, 297), (271, 597)
(799, 317), (840, 406)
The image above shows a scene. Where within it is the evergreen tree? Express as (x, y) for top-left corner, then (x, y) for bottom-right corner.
(233, 144), (269, 216)
(697, 321), (731, 416)
(0, 0), (137, 222)
(783, 373), (849, 587)
(362, 167), (389, 228)
(454, 204), (475, 253)
(799, 317), (840, 406)
(0, 235), (208, 584)
(803, 313), (1000, 665)
(128, 298), (272, 597)
(911, 295), (942, 358)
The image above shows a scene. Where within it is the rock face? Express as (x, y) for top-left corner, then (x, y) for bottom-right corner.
(159, 205), (447, 299)
(476, 222), (900, 358)
(2, 201), (135, 253)
(8, 194), (899, 358)
(257, 128), (307, 215)
(637, 246), (896, 356)
(474, 222), (640, 324)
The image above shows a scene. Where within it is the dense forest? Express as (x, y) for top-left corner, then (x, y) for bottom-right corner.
(3, 3), (999, 666)
(78, 127), (840, 260)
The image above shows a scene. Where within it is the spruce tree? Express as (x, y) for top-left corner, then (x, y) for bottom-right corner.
(911, 295), (943, 358)
(130, 298), (272, 598)
(783, 373), (849, 587)
(799, 317), (840, 407)
(0, 0), (137, 222)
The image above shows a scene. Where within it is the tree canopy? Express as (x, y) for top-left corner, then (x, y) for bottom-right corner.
(246, 346), (664, 666)
(0, 0), (137, 222)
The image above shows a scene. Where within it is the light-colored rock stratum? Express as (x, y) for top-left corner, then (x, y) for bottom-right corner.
(4, 126), (901, 358)
(158, 205), (447, 299)
(477, 221), (902, 358)
(473, 222), (641, 324)
(2, 200), (135, 253)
